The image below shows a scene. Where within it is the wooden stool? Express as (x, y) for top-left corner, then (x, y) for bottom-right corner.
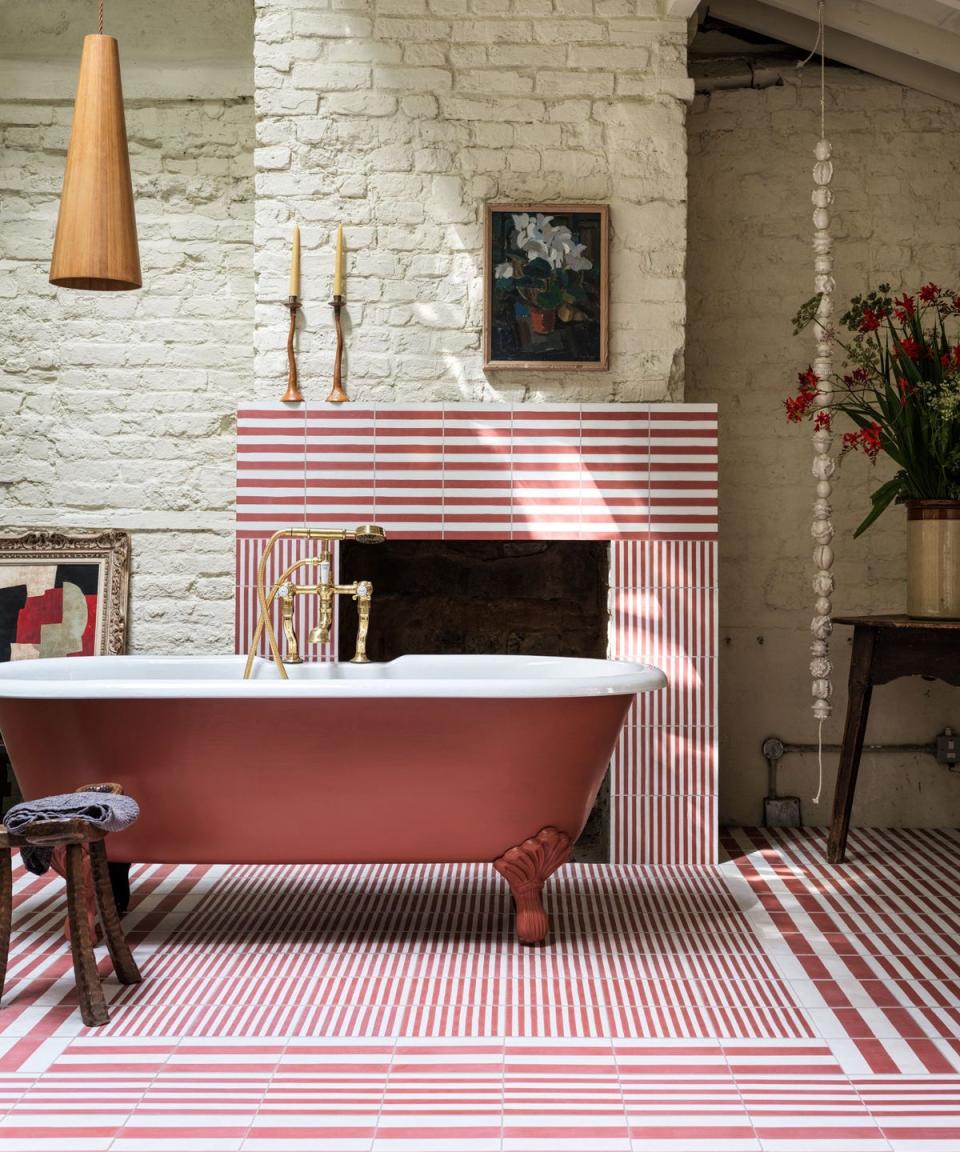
(0, 785), (142, 1027)
(828, 616), (960, 864)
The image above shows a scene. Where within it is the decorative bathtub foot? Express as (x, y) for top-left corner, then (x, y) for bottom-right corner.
(494, 826), (571, 945)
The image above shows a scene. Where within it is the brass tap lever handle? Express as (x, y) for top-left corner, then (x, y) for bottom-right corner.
(308, 581), (334, 646)
(279, 584), (303, 665)
(351, 581), (373, 663)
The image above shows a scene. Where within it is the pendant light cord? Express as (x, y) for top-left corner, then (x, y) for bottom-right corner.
(98, 0), (104, 34)
(815, 1), (825, 138)
(796, 0), (827, 136)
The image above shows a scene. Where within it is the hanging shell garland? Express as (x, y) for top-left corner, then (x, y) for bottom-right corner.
(810, 138), (835, 721)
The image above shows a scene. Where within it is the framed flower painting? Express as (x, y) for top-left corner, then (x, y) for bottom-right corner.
(483, 203), (609, 371)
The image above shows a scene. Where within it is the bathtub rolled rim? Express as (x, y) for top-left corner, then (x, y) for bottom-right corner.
(0, 653), (667, 699)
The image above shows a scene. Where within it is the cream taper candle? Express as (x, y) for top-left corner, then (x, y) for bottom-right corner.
(289, 222), (300, 298)
(333, 224), (344, 297)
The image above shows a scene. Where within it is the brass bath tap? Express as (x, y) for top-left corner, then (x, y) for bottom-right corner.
(243, 525), (384, 680)
(306, 547), (374, 656)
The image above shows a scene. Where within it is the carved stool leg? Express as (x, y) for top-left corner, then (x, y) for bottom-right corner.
(64, 844), (109, 1027)
(88, 842), (140, 986)
(0, 846), (11, 1000)
(494, 827), (571, 945)
(51, 846), (99, 944)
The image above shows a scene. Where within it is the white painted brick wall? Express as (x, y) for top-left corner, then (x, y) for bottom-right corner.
(253, 0), (692, 404)
(0, 97), (254, 654)
(687, 69), (960, 827)
(2, 0), (691, 657)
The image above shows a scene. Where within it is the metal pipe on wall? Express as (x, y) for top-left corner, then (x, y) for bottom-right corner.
(761, 732), (957, 827)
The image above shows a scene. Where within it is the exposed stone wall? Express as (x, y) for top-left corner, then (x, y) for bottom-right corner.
(337, 539), (609, 663)
(0, 96), (254, 653)
(687, 68), (960, 827)
(253, 0), (692, 404)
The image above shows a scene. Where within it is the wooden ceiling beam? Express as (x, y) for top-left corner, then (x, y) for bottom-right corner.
(664, 0), (702, 17)
(756, 0), (960, 74)
(710, 0), (960, 105)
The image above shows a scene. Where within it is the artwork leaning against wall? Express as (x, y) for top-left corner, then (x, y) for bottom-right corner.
(0, 530), (130, 810)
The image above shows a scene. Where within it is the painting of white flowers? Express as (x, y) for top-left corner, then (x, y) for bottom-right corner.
(484, 203), (609, 370)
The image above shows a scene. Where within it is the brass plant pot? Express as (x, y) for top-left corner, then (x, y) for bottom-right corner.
(906, 499), (960, 619)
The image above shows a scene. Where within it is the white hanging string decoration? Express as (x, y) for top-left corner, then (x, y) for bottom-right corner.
(798, 1), (835, 803)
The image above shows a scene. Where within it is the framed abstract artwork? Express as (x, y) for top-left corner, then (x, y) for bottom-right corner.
(0, 530), (130, 662)
(483, 203), (609, 371)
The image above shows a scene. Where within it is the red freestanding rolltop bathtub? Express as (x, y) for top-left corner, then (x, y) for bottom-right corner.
(0, 653), (665, 942)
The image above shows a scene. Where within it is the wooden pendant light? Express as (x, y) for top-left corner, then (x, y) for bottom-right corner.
(49, 17), (141, 292)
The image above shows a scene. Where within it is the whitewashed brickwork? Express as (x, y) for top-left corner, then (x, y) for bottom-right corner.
(0, 98), (254, 652)
(3, 0), (693, 658)
(253, 0), (693, 405)
(687, 69), (960, 825)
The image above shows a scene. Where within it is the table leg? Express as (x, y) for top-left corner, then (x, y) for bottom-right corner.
(827, 626), (876, 864)
(0, 849), (11, 1001)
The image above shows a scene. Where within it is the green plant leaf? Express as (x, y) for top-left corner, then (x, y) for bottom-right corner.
(853, 476), (902, 537)
(536, 283), (563, 309)
(525, 257), (552, 277)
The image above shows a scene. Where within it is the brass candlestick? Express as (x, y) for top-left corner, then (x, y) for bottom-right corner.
(281, 294), (303, 403)
(326, 294), (349, 404)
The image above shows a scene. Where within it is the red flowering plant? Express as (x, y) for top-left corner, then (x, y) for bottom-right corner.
(788, 282), (960, 535)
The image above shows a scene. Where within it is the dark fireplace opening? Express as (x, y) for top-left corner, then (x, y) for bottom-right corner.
(338, 540), (611, 862)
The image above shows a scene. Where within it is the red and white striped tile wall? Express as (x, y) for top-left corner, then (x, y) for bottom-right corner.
(236, 403), (718, 865)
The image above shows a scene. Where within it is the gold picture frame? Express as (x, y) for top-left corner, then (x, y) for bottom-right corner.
(0, 529), (130, 660)
(483, 202), (610, 371)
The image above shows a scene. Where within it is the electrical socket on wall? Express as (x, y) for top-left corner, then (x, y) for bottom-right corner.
(763, 796), (802, 828)
(937, 728), (958, 769)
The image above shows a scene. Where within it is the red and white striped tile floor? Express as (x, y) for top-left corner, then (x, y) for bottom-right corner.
(0, 828), (957, 1149)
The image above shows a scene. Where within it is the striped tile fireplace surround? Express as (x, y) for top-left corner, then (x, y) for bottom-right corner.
(234, 403), (719, 866)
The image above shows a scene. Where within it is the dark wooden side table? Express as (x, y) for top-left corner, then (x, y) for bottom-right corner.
(827, 615), (960, 864)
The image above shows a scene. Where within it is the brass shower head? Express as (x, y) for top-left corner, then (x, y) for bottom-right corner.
(353, 524), (385, 544)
